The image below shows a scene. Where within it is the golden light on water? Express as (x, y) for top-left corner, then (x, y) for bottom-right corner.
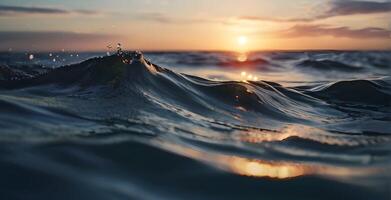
(232, 124), (390, 146)
(240, 71), (258, 81)
(154, 139), (382, 179)
(155, 140), (309, 179)
(229, 159), (308, 178)
(237, 54), (248, 62)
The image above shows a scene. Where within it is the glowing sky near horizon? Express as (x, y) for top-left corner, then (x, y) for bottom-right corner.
(0, 0), (390, 51)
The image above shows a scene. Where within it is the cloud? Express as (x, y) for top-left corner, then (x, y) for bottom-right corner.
(237, 0), (391, 23)
(134, 12), (175, 23)
(121, 1), (391, 25)
(322, 0), (391, 17)
(133, 12), (211, 24)
(0, 31), (120, 51)
(278, 24), (391, 39)
(236, 16), (315, 23)
(0, 5), (99, 16)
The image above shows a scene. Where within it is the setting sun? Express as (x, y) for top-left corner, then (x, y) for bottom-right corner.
(237, 36), (248, 46)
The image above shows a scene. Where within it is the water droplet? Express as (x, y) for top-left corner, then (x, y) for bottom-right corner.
(132, 51), (143, 60)
(116, 43), (123, 56)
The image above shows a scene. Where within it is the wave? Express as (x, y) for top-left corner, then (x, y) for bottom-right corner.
(218, 58), (270, 67)
(2, 52), (389, 123)
(0, 56), (128, 89)
(0, 65), (27, 80)
(0, 51), (390, 182)
(167, 52), (272, 68)
(307, 79), (391, 106)
(0, 64), (49, 81)
(297, 59), (363, 72)
(0, 53), (314, 121)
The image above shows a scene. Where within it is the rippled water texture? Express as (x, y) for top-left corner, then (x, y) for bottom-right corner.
(0, 51), (390, 199)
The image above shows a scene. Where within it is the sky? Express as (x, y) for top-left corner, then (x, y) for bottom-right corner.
(0, 0), (391, 51)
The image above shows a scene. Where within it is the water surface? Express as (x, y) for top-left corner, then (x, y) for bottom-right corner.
(0, 50), (390, 199)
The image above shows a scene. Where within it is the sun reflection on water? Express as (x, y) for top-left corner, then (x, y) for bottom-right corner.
(229, 158), (309, 178)
(153, 138), (383, 180)
(155, 140), (310, 179)
(232, 124), (391, 146)
(240, 70), (258, 82)
(237, 54), (248, 62)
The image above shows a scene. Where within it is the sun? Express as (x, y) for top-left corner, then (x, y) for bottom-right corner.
(237, 36), (248, 46)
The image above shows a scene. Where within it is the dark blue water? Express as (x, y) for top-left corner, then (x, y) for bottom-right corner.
(0, 51), (390, 199)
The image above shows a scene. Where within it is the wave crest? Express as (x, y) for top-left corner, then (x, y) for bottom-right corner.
(307, 79), (391, 105)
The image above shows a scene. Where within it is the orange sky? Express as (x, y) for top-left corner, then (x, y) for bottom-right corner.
(0, 0), (390, 51)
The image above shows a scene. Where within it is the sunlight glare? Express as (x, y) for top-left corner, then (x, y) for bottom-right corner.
(237, 36), (248, 46)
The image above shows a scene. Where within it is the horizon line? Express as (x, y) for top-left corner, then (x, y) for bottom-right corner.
(2, 48), (391, 53)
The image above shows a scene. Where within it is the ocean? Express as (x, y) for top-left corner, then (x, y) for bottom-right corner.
(0, 50), (390, 199)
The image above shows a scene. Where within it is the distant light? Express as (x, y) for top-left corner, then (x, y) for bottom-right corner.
(53, 58), (56, 62)
(247, 74), (253, 79)
(106, 52), (110, 56)
(241, 71), (247, 76)
(49, 53), (52, 57)
(29, 54), (34, 60)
